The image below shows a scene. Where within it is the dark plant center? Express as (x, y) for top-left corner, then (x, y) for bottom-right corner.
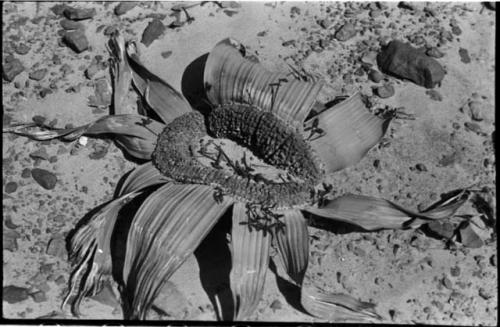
(152, 105), (324, 208)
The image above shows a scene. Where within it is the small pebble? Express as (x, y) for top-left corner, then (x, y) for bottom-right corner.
(21, 168), (31, 178)
(161, 51), (172, 59)
(14, 43), (31, 55)
(426, 47), (444, 58)
(103, 25), (118, 36)
(3, 285), (29, 304)
(468, 101), (483, 121)
(5, 181), (18, 193)
(375, 83), (395, 98)
(3, 58), (24, 82)
(63, 6), (96, 20)
(464, 122), (483, 135)
(31, 290), (47, 303)
(4, 229), (21, 252)
(478, 287), (493, 300)
(63, 30), (89, 53)
(114, 2), (137, 16)
(60, 18), (84, 30)
(442, 275), (453, 289)
(459, 48), (471, 64)
(335, 22), (357, 41)
(270, 299), (282, 311)
(31, 168), (57, 190)
(368, 69), (383, 83)
(450, 266), (461, 277)
(46, 236), (67, 259)
(415, 163), (427, 172)
(141, 19), (166, 47)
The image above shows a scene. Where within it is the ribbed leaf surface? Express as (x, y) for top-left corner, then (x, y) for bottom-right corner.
(63, 190), (141, 316)
(272, 210), (309, 285)
(301, 286), (381, 322)
(122, 184), (233, 319)
(229, 202), (271, 320)
(124, 40), (193, 124)
(117, 162), (167, 196)
(306, 92), (389, 173)
(204, 38), (323, 130)
(108, 34), (133, 114)
(304, 190), (469, 231)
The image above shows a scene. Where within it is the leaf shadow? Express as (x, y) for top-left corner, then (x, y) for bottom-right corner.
(181, 53), (212, 114)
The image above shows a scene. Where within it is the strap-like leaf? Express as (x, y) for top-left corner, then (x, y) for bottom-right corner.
(117, 162), (168, 197)
(301, 285), (382, 322)
(204, 38), (323, 131)
(123, 39), (193, 124)
(63, 190), (142, 316)
(108, 34), (134, 114)
(122, 184), (233, 319)
(306, 92), (389, 174)
(229, 202), (271, 320)
(304, 190), (469, 231)
(272, 210), (309, 285)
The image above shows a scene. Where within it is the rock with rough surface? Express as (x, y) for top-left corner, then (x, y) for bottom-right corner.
(46, 236), (67, 259)
(141, 19), (166, 47)
(3, 285), (29, 303)
(63, 6), (96, 20)
(63, 30), (89, 53)
(31, 168), (57, 190)
(3, 58), (24, 82)
(114, 2), (137, 16)
(377, 40), (445, 88)
(335, 22), (357, 41)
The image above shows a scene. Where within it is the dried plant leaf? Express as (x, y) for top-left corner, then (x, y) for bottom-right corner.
(122, 184), (233, 319)
(306, 93), (389, 174)
(3, 123), (90, 141)
(123, 40), (192, 124)
(272, 209), (309, 285)
(230, 202), (271, 320)
(63, 190), (142, 316)
(117, 162), (168, 196)
(304, 190), (469, 231)
(301, 286), (382, 322)
(204, 38), (323, 130)
(108, 34), (133, 114)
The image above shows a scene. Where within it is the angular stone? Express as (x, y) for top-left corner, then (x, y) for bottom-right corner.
(427, 221), (454, 239)
(63, 30), (89, 53)
(60, 18), (84, 30)
(46, 236), (67, 259)
(14, 43), (31, 55)
(335, 22), (356, 41)
(3, 285), (29, 303)
(377, 40), (445, 88)
(31, 290), (47, 303)
(375, 83), (395, 98)
(468, 101), (483, 121)
(5, 181), (18, 193)
(3, 229), (21, 252)
(459, 48), (471, 64)
(459, 223), (484, 248)
(114, 2), (138, 16)
(3, 58), (24, 82)
(141, 19), (166, 47)
(31, 168), (57, 190)
(63, 6), (96, 20)
(29, 68), (48, 81)
(368, 69), (383, 83)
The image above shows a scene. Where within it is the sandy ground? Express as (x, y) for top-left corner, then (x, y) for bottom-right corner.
(2, 1), (497, 324)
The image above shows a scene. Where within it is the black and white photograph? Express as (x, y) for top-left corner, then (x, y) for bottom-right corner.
(2, 1), (496, 324)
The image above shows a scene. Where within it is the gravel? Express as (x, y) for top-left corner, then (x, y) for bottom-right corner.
(31, 168), (57, 190)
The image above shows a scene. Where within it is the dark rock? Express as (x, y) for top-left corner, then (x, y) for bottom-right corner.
(415, 163), (427, 172)
(377, 40), (445, 88)
(459, 48), (471, 64)
(468, 101), (483, 121)
(21, 168), (31, 178)
(141, 19), (166, 47)
(490, 255), (496, 267)
(270, 299), (282, 311)
(31, 290), (47, 303)
(63, 6), (96, 20)
(426, 47), (444, 58)
(46, 236), (67, 259)
(31, 168), (57, 190)
(290, 6), (301, 16)
(375, 83), (395, 98)
(29, 68), (48, 81)
(114, 2), (137, 16)
(60, 18), (84, 30)
(451, 25), (462, 36)
(5, 181), (18, 193)
(40, 88), (53, 98)
(282, 39), (295, 47)
(223, 9), (239, 17)
(85, 63), (99, 79)
(459, 223), (483, 248)
(335, 23), (357, 41)
(426, 221), (454, 239)
(368, 69), (383, 83)
(3, 285), (29, 303)
(464, 121), (483, 135)
(3, 58), (24, 82)
(14, 43), (30, 55)
(88, 78), (112, 108)
(161, 51), (172, 59)
(318, 18), (333, 29)
(3, 229), (21, 252)
(484, 2), (496, 10)
(442, 275), (453, 289)
(63, 30), (89, 53)
(426, 89), (443, 101)
(478, 287), (493, 300)
(398, 1), (415, 10)
(450, 266), (460, 277)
